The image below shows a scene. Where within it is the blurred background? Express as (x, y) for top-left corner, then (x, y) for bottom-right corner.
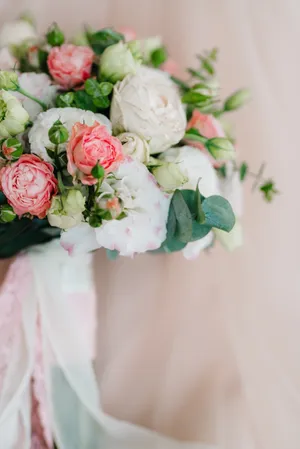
(1, 1), (299, 447)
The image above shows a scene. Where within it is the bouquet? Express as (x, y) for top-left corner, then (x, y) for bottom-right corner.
(0, 16), (277, 260)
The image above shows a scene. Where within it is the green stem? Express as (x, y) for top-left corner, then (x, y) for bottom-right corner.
(17, 87), (48, 111)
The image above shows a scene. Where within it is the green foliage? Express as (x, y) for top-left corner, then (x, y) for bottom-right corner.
(38, 49), (49, 74)
(106, 249), (119, 260)
(202, 195), (235, 232)
(56, 92), (74, 108)
(74, 90), (97, 112)
(151, 47), (168, 68)
(260, 180), (278, 202)
(239, 162), (248, 181)
(84, 79), (113, 110)
(87, 28), (124, 55)
(46, 23), (65, 46)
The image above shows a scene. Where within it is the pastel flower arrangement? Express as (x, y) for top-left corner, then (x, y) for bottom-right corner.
(0, 16), (277, 259)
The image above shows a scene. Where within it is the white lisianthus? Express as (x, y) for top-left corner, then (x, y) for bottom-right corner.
(216, 162), (243, 250)
(100, 41), (141, 83)
(0, 19), (37, 47)
(160, 145), (220, 260)
(152, 162), (188, 191)
(12, 73), (57, 120)
(0, 47), (17, 70)
(110, 67), (186, 154)
(117, 132), (149, 164)
(61, 159), (170, 256)
(29, 107), (112, 162)
(48, 190), (86, 230)
(0, 91), (29, 138)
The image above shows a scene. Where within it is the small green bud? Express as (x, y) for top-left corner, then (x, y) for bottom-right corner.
(2, 137), (23, 160)
(224, 89), (251, 112)
(46, 23), (65, 47)
(206, 137), (235, 161)
(150, 46), (168, 68)
(91, 163), (105, 179)
(56, 92), (74, 108)
(0, 204), (17, 223)
(48, 120), (69, 145)
(0, 71), (19, 91)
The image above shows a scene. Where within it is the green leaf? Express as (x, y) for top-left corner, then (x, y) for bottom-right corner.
(56, 92), (74, 108)
(191, 221), (212, 241)
(99, 82), (113, 96)
(259, 180), (278, 202)
(87, 28), (124, 55)
(161, 236), (187, 253)
(171, 190), (193, 243)
(106, 249), (119, 260)
(151, 47), (168, 68)
(84, 78), (100, 96)
(187, 68), (206, 80)
(202, 195), (235, 232)
(166, 203), (176, 238)
(184, 128), (207, 145)
(92, 95), (110, 109)
(195, 184), (205, 224)
(38, 49), (49, 73)
(170, 76), (189, 92)
(239, 162), (248, 181)
(74, 90), (97, 112)
(182, 91), (211, 104)
(216, 164), (227, 178)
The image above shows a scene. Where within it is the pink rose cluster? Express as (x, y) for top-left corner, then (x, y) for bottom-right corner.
(0, 155), (57, 218)
(47, 44), (94, 89)
(67, 122), (124, 185)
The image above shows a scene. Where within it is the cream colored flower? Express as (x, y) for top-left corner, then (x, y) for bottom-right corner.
(0, 91), (29, 138)
(100, 41), (141, 83)
(117, 132), (149, 164)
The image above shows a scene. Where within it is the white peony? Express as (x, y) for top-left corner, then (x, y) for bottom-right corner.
(160, 145), (220, 260)
(110, 66), (186, 154)
(12, 73), (57, 120)
(61, 158), (170, 257)
(29, 107), (112, 162)
(0, 20), (37, 47)
(0, 47), (17, 70)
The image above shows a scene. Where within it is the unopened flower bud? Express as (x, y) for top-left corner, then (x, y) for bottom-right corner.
(206, 137), (236, 161)
(91, 163), (105, 180)
(48, 120), (69, 145)
(2, 137), (23, 160)
(224, 89), (251, 112)
(46, 23), (65, 47)
(0, 71), (19, 90)
(152, 162), (187, 191)
(0, 204), (16, 222)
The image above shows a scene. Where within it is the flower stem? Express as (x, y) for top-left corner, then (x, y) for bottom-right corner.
(17, 87), (48, 111)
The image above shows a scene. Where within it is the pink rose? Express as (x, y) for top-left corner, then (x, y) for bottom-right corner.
(67, 122), (124, 185)
(187, 109), (227, 168)
(0, 154), (57, 218)
(47, 44), (94, 89)
(118, 27), (137, 42)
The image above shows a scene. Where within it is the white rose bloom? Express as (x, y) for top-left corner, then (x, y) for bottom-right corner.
(0, 20), (37, 47)
(0, 47), (17, 70)
(117, 132), (150, 164)
(61, 158), (170, 256)
(12, 73), (57, 120)
(160, 145), (220, 260)
(110, 66), (186, 154)
(29, 107), (112, 162)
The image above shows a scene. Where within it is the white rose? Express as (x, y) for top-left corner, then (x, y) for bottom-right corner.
(29, 107), (112, 162)
(160, 145), (220, 260)
(12, 73), (57, 120)
(117, 132), (149, 163)
(152, 162), (188, 191)
(110, 67), (186, 154)
(0, 20), (37, 47)
(100, 41), (141, 83)
(0, 47), (17, 70)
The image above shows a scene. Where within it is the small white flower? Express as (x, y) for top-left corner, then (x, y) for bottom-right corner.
(117, 132), (149, 164)
(110, 67), (186, 154)
(12, 73), (57, 120)
(61, 158), (170, 256)
(29, 107), (112, 162)
(0, 91), (29, 138)
(0, 20), (37, 47)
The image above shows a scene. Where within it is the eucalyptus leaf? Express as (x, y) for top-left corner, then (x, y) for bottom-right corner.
(195, 184), (205, 224)
(202, 195), (235, 232)
(162, 236), (187, 253)
(106, 249), (119, 260)
(191, 222), (212, 241)
(171, 190), (193, 243)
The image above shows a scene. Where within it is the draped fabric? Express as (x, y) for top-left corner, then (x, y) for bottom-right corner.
(0, 0), (299, 448)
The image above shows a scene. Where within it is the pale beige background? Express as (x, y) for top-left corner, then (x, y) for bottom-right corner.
(1, 1), (299, 448)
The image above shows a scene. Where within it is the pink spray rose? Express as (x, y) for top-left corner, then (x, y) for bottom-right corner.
(0, 154), (57, 218)
(47, 44), (94, 89)
(187, 109), (228, 168)
(67, 122), (124, 185)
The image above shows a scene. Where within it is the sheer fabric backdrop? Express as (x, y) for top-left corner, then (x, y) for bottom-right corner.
(1, 1), (299, 448)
